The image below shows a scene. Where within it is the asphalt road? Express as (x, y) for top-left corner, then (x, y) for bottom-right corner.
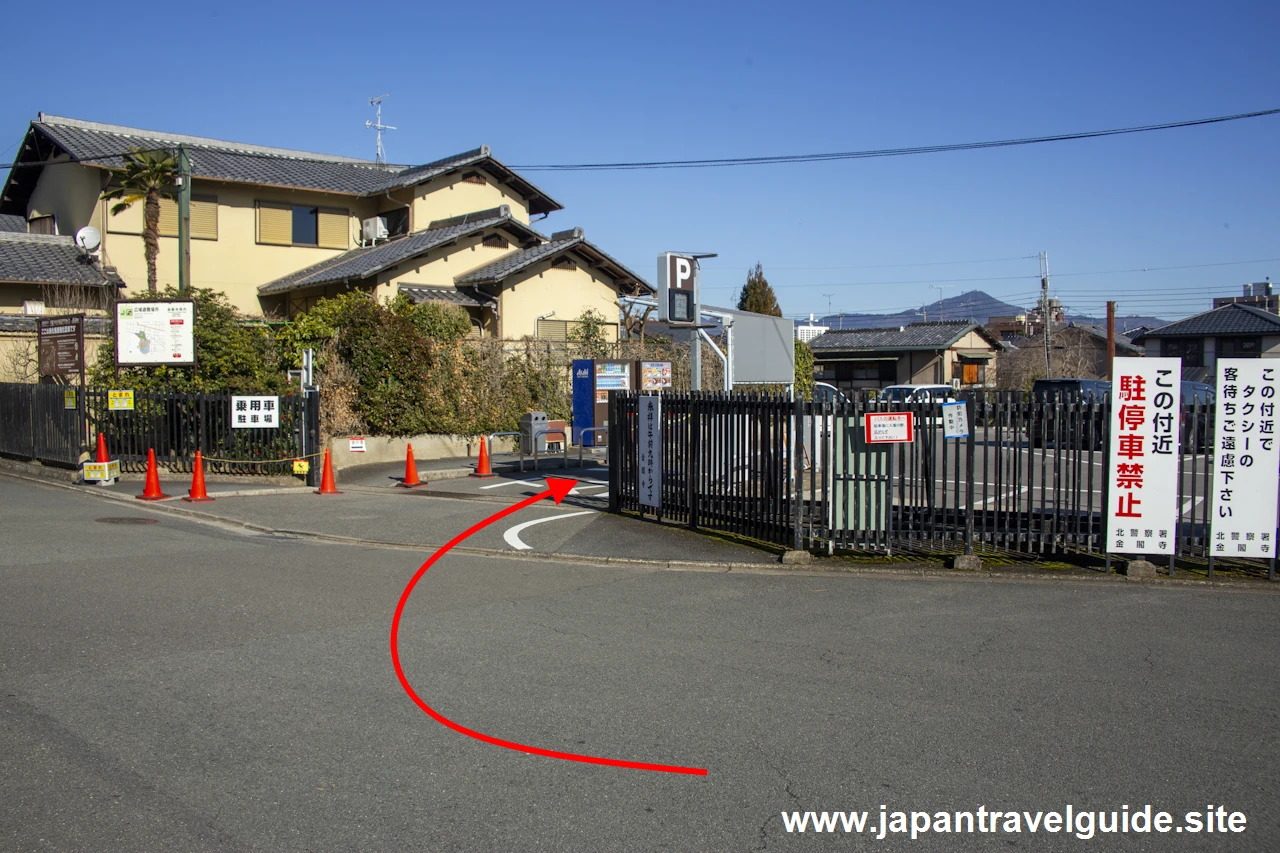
(2, 476), (1278, 851)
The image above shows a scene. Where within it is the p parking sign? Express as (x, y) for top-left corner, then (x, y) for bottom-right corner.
(657, 252), (699, 326)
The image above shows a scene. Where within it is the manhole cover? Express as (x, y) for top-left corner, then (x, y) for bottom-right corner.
(94, 517), (159, 525)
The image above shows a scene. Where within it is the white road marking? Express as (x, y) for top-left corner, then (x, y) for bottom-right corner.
(479, 478), (541, 489)
(503, 511), (595, 550)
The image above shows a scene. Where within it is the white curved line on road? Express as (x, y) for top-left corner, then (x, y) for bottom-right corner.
(503, 511), (595, 551)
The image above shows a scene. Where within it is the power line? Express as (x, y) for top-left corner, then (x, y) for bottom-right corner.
(510, 108), (1280, 171)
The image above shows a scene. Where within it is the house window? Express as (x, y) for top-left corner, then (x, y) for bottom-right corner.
(158, 195), (218, 240)
(382, 207), (410, 238)
(1217, 336), (1261, 358)
(953, 361), (984, 385)
(258, 202), (348, 249)
(27, 214), (55, 235)
(1162, 338), (1204, 367)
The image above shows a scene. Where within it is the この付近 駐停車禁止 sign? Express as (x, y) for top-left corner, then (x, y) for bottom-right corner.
(1211, 360), (1280, 558)
(1106, 357), (1181, 555)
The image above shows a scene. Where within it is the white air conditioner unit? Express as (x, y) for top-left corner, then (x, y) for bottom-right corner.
(362, 216), (389, 243)
(23, 301), (45, 315)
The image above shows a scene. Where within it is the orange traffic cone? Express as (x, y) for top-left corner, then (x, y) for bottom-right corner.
(95, 432), (110, 463)
(397, 443), (425, 488)
(470, 437), (496, 479)
(182, 450), (214, 503)
(314, 448), (342, 495)
(136, 448), (169, 501)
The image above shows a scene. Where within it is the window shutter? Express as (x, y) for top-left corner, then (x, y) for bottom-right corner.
(538, 319), (568, 341)
(258, 202), (291, 245)
(191, 195), (218, 239)
(317, 208), (349, 249)
(160, 195), (218, 239)
(158, 198), (179, 237)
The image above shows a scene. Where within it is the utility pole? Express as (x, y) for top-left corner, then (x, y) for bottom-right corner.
(1040, 251), (1052, 378)
(930, 284), (954, 321)
(177, 145), (191, 295)
(823, 293), (834, 317)
(1106, 300), (1116, 380)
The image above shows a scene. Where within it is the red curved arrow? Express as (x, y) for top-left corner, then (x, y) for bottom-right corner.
(390, 476), (707, 776)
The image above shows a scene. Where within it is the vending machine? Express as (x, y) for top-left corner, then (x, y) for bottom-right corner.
(571, 359), (637, 446)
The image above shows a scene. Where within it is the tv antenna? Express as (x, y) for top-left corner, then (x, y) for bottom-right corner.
(929, 284), (954, 320)
(366, 95), (396, 164)
(823, 293), (834, 316)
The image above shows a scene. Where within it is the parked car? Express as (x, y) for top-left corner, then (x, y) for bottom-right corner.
(812, 381), (849, 405)
(877, 384), (958, 405)
(1030, 378), (1111, 449)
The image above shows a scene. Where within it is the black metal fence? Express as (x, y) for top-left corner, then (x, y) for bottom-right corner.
(0, 382), (317, 476)
(611, 390), (1255, 570)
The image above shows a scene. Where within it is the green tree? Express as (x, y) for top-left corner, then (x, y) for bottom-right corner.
(567, 308), (612, 360)
(736, 263), (782, 316)
(101, 149), (178, 293)
(794, 339), (815, 399)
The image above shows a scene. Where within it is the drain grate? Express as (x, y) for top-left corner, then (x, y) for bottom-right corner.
(94, 517), (159, 525)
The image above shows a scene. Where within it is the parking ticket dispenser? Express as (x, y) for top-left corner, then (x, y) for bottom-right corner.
(571, 359), (636, 446)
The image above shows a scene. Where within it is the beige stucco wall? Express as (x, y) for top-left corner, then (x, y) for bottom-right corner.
(410, 171), (530, 229)
(495, 258), (620, 340)
(0, 331), (107, 383)
(372, 229), (522, 301)
(97, 180), (381, 314)
(26, 157), (102, 236)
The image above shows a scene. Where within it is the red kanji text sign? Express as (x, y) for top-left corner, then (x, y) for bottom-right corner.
(1106, 357), (1181, 555)
(865, 412), (914, 443)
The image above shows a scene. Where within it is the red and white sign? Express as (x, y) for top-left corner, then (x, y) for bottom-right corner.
(349, 436), (367, 453)
(1106, 357), (1181, 555)
(865, 412), (914, 443)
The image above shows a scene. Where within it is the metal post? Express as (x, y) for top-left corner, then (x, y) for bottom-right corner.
(690, 329), (701, 391)
(177, 145), (191, 295)
(793, 392), (803, 551)
(965, 399), (976, 556)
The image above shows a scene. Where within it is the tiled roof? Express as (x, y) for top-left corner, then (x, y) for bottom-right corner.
(258, 207), (539, 295)
(0, 214), (25, 232)
(0, 232), (120, 286)
(809, 321), (992, 352)
(2, 115), (562, 214)
(1140, 303), (1280, 337)
(398, 284), (494, 308)
(455, 226), (652, 292)
(1072, 324), (1144, 353)
(0, 313), (111, 334)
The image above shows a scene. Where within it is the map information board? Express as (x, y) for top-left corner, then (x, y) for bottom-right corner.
(116, 301), (195, 366)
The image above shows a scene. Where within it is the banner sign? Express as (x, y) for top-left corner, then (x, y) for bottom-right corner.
(1211, 360), (1280, 557)
(638, 396), (662, 508)
(865, 412), (914, 444)
(942, 401), (970, 439)
(230, 395), (279, 429)
(116, 300), (195, 366)
(1106, 357), (1181, 554)
(37, 314), (85, 376)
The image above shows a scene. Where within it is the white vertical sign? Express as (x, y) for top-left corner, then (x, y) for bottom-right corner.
(638, 396), (662, 508)
(941, 401), (969, 438)
(1106, 357), (1181, 555)
(1211, 360), (1280, 557)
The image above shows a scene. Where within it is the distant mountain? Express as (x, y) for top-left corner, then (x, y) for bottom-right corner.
(816, 289), (1167, 333)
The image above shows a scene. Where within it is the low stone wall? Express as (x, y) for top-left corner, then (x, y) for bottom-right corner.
(326, 434), (474, 470)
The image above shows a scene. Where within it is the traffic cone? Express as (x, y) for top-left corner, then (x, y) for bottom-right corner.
(136, 448), (169, 501)
(95, 432), (109, 463)
(470, 437), (496, 479)
(314, 448), (342, 495)
(182, 451), (214, 503)
(397, 443), (425, 488)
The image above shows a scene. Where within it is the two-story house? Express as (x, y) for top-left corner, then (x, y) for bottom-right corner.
(0, 114), (650, 338)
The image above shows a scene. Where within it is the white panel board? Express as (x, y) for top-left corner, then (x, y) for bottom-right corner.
(1211, 359), (1280, 557)
(1106, 357), (1181, 555)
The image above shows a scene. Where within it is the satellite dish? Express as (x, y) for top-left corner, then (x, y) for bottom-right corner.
(75, 226), (101, 252)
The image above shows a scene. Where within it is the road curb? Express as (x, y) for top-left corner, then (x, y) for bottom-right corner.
(4, 468), (1278, 593)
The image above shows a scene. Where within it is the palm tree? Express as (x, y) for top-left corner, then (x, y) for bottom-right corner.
(102, 148), (177, 293)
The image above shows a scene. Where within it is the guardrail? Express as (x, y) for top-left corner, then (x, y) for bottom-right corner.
(487, 431), (525, 471)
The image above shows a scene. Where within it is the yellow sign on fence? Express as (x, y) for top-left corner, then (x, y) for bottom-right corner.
(292, 459), (311, 475)
(63, 389), (76, 409)
(108, 390), (135, 411)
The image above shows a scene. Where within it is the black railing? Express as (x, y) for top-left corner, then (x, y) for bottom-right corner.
(611, 390), (1262, 571)
(0, 383), (312, 475)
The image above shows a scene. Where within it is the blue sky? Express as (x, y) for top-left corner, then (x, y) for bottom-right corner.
(2, 0), (1275, 323)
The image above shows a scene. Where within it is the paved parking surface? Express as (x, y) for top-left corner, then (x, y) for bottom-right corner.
(3, 476), (1278, 851)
